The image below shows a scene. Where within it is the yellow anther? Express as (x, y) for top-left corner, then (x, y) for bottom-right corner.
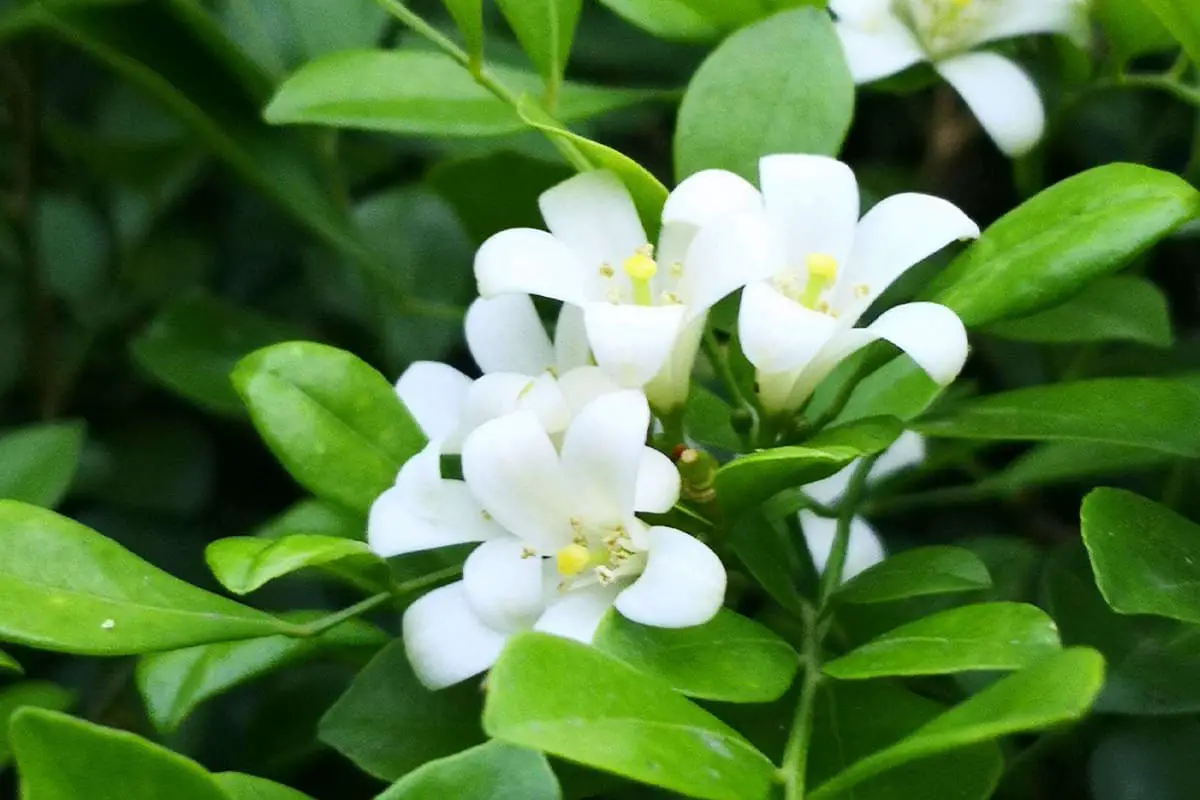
(853, 283), (870, 299)
(599, 264), (615, 278)
(556, 543), (591, 576)
(669, 262), (684, 277)
(520, 547), (537, 559)
(804, 253), (838, 281)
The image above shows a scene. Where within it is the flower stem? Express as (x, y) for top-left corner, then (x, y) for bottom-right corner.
(818, 457), (878, 606)
(286, 564), (462, 638)
(701, 328), (757, 448)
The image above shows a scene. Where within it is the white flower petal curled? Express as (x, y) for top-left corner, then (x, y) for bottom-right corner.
(936, 51), (1046, 157)
(462, 538), (550, 633)
(559, 390), (650, 524)
(534, 584), (622, 643)
(475, 228), (590, 305)
(759, 154), (860, 267)
(862, 301), (970, 386)
(635, 447), (681, 514)
(403, 582), (508, 690)
(465, 294), (554, 376)
(394, 362), (471, 441)
(834, 12), (925, 83)
(615, 527), (726, 628)
(738, 282), (840, 376)
(539, 170), (647, 271)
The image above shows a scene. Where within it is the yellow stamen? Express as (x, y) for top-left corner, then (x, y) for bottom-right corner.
(556, 543), (591, 576)
(622, 244), (657, 306)
(799, 253), (838, 310)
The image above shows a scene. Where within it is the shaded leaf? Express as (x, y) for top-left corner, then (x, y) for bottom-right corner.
(376, 741), (560, 800)
(834, 547), (992, 605)
(0, 421), (84, 508)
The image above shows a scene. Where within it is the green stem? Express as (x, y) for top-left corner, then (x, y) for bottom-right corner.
(288, 564), (462, 638)
(819, 457), (877, 606)
(782, 610), (822, 800)
(1112, 71), (1200, 106)
(702, 329), (757, 448)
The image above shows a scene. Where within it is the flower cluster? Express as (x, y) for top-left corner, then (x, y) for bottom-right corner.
(370, 154), (977, 689)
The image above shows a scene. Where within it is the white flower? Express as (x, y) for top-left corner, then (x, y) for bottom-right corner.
(474, 169), (770, 410)
(735, 154), (978, 415)
(833, 0), (1084, 155)
(800, 431), (926, 579)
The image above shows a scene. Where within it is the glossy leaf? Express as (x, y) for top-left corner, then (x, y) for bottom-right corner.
(596, 0), (722, 41)
(675, 7), (854, 181)
(729, 508), (813, 617)
(593, 609), (799, 703)
(1082, 488), (1200, 623)
(0, 421), (84, 509)
(685, 385), (743, 452)
(982, 441), (1168, 494)
(10, 708), (230, 800)
(205, 534), (376, 595)
(265, 50), (661, 137)
(832, 357), (944, 425)
(0, 682), (74, 768)
(319, 640), (485, 781)
(376, 742), (560, 800)
(916, 377), (1200, 456)
(1095, 0), (1176, 62)
(0, 501), (290, 655)
(495, 0), (581, 89)
(809, 681), (1002, 800)
(1090, 721), (1200, 800)
(0, 649), (20, 675)
(834, 547), (992, 605)
(484, 633), (777, 800)
(1139, 0), (1200, 62)
(823, 603), (1062, 680)
(441, 0), (484, 61)
(929, 163), (1200, 327)
(809, 649), (1106, 799)
(985, 276), (1172, 348)
(130, 293), (298, 417)
(213, 773), (314, 800)
(137, 616), (386, 733)
(715, 417), (902, 516)
(233, 341), (425, 513)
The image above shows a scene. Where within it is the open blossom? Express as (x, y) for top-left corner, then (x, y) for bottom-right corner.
(734, 154), (978, 415)
(475, 169), (768, 410)
(833, 0), (1084, 155)
(801, 431), (926, 579)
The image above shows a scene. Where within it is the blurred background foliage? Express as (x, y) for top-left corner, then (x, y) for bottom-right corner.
(1, 0), (1199, 798)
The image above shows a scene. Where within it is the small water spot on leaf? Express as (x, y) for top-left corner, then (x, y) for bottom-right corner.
(699, 731), (732, 758)
(100, 619), (115, 630)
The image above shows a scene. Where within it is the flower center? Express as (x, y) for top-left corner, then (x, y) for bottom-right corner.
(773, 252), (842, 313)
(622, 245), (658, 305)
(598, 244), (685, 306)
(893, 0), (983, 58)
(554, 520), (644, 588)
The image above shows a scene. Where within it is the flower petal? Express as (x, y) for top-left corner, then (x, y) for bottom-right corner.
(394, 362), (471, 441)
(936, 52), (1045, 157)
(677, 210), (781, 318)
(560, 390), (651, 524)
(644, 314), (706, 412)
(968, 0), (1083, 48)
(837, 192), (979, 322)
(539, 170), (647, 270)
(615, 527), (726, 628)
(403, 582), (508, 690)
(798, 511), (886, 580)
(557, 366), (622, 417)
(738, 281), (839, 375)
(663, 169), (763, 228)
(475, 228), (591, 305)
(465, 294), (554, 375)
(457, 372), (571, 442)
(803, 430), (926, 506)
(834, 14), (925, 83)
(635, 447), (681, 514)
(759, 154), (859, 267)
(462, 538), (551, 633)
(864, 302), (970, 386)
(553, 303), (591, 373)
(462, 411), (572, 552)
(535, 584), (622, 643)
(584, 302), (686, 388)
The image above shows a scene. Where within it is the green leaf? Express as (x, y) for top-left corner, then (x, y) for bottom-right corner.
(1139, 0), (1200, 62)
(319, 640), (485, 781)
(929, 163), (1200, 327)
(205, 535), (377, 595)
(10, 708), (230, 800)
(0, 421), (84, 508)
(808, 681), (1002, 800)
(233, 341), (425, 513)
(131, 293), (299, 417)
(984, 275), (1172, 348)
(981, 441), (1168, 494)
(213, 773), (314, 800)
(596, 0), (722, 42)
(0, 682), (74, 768)
(251, 500), (386, 594)
(915, 377), (1200, 456)
(809, 649), (1106, 799)
(1095, 0), (1177, 63)
(265, 50), (661, 137)
(376, 742), (560, 800)
(832, 357), (943, 424)
(0, 649), (20, 675)
(684, 385), (743, 452)
(484, 633), (777, 800)
(823, 603), (1062, 680)
(834, 546), (992, 605)
(729, 509), (814, 617)
(593, 609), (798, 703)
(495, 0), (581, 89)
(1090, 721), (1200, 800)
(0, 500), (289, 655)
(1082, 488), (1200, 623)
(137, 615), (386, 733)
(715, 417), (902, 516)
(441, 0), (484, 61)
(674, 7), (854, 182)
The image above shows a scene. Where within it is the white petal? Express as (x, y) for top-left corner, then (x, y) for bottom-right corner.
(759, 154), (859, 267)
(539, 170), (647, 271)
(394, 362), (471, 441)
(368, 446), (504, 557)
(803, 464), (854, 507)
(837, 193), (979, 322)
(936, 52), (1045, 158)
(835, 15), (925, 84)
(465, 295), (554, 375)
(663, 169), (763, 228)
(968, 0), (1082, 47)
(677, 210), (781, 318)
(557, 366), (622, 417)
(871, 430), (926, 483)
(584, 302), (686, 388)
(456, 372), (571, 442)
(798, 511), (886, 580)
(755, 366), (807, 416)
(830, 0), (894, 25)
(535, 584), (622, 643)
(475, 228), (591, 305)
(635, 447), (681, 514)
(462, 538), (550, 633)
(553, 303), (591, 373)
(864, 302), (970, 386)
(615, 527), (726, 628)
(644, 314), (705, 412)
(402, 582), (508, 690)
(560, 390), (650, 524)
(462, 411), (572, 552)
(738, 282), (839, 375)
